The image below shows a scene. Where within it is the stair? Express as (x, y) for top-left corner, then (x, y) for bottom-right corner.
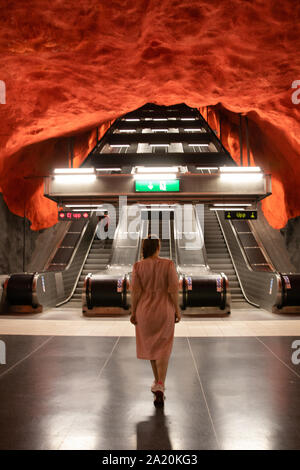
(203, 205), (247, 305)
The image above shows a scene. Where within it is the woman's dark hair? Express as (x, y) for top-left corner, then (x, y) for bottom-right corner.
(142, 234), (160, 259)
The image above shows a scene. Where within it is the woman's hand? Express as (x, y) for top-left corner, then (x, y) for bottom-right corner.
(130, 313), (137, 325)
(175, 310), (181, 323)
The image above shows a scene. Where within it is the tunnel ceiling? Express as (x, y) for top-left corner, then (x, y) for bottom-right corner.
(0, 0), (300, 230)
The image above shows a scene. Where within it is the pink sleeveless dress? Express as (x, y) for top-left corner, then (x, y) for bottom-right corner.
(131, 257), (179, 360)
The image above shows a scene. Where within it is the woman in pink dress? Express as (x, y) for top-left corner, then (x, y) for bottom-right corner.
(130, 235), (181, 406)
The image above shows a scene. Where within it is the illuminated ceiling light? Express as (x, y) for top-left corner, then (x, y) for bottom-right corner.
(150, 144), (169, 147)
(196, 167), (218, 170)
(133, 173), (177, 180)
(125, 118), (140, 121)
(96, 168), (121, 171)
(70, 208), (98, 212)
(110, 144), (130, 148)
(184, 128), (202, 132)
(152, 129), (169, 132)
(181, 118), (196, 121)
(55, 175), (96, 184)
(153, 118), (167, 121)
(65, 204), (104, 208)
(188, 144), (209, 147)
(213, 203), (252, 207)
(136, 166), (178, 173)
(210, 207), (246, 211)
(220, 166), (262, 173)
(119, 129), (136, 133)
(54, 168), (95, 174)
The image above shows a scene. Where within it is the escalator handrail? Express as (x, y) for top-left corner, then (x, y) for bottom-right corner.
(214, 210), (261, 308)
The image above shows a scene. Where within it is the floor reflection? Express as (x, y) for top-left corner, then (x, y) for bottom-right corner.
(136, 407), (172, 450)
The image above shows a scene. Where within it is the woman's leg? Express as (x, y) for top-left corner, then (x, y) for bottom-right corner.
(155, 356), (170, 385)
(150, 360), (158, 382)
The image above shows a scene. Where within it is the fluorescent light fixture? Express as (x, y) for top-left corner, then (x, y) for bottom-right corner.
(110, 145), (130, 148)
(70, 208), (97, 212)
(136, 166), (178, 173)
(188, 144), (209, 147)
(125, 118), (140, 121)
(152, 129), (169, 132)
(96, 168), (121, 171)
(153, 118), (167, 121)
(181, 118), (196, 121)
(133, 174), (177, 180)
(150, 144), (169, 147)
(119, 129), (136, 133)
(213, 203), (252, 207)
(54, 168), (95, 174)
(55, 175), (96, 184)
(210, 207), (246, 211)
(65, 204), (104, 208)
(184, 128), (202, 132)
(220, 166), (262, 173)
(196, 167), (218, 170)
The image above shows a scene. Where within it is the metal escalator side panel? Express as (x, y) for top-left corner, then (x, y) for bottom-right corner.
(216, 210), (282, 311)
(109, 204), (142, 267)
(173, 204), (206, 268)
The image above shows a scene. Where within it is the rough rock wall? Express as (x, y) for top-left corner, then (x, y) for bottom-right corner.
(0, 193), (40, 273)
(0, 0), (300, 232)
(281, 217), (300, 272)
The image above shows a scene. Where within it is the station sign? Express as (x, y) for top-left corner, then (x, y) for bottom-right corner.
(135, 180), (180, 192)
(58, 211), (90, 221)
(224, 210), (257, 220)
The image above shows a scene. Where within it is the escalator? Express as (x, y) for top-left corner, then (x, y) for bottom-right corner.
(215, 207), (300, 313)
(203, 205), (247, 306)
(2, 210), (117, 313)
(84, 204), (230, 316)
(62, 238), (113, 309)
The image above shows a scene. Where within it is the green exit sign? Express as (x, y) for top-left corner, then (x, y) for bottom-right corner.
(224, 210), (257, 220)
(135, 180), (180, 192)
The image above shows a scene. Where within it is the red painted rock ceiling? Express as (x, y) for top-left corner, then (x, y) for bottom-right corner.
(0, 0), (300, 230)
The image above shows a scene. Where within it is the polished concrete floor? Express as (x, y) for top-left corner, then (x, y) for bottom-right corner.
(0, 332), (300, 450)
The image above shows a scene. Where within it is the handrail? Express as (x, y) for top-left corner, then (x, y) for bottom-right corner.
(214, 210), (260, 307)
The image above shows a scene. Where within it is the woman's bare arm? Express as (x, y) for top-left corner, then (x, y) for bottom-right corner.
(131, 288), (142, 315)
(169, 291), (181, 322)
